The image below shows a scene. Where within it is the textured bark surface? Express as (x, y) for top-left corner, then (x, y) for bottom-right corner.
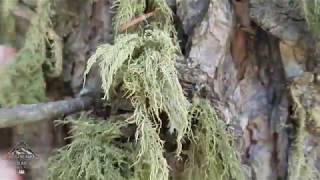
(176, 0), (320, 179)
(1, 0), (320, 179)
(3, 1), (113, 180)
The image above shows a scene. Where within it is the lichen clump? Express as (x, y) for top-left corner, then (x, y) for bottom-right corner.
(301, 0), (320, 37)
(184, 99), (245, 180)
(288, 83), (320, 180)
(48, 0), (244, 179)
(84, 1), (190, 179)
(48, 116), (135, 180)
(0, 0), (62, 107)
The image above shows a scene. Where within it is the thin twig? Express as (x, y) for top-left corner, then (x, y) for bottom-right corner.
(119, 8), (159, 32)
(0, 97), (93, 128)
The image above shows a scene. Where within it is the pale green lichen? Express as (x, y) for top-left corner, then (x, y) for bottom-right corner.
(0, 0), (51, 107)
(48, 115), (135, 180)
(113, 0), (146, 33)
(184, 99), (245, 180)
(131, 107), (169, 180)
(301, 0), (320, 37)
(51, 0), (245, 179)
(288, 86), (320, 180)
(0, 0), (17, 44)
(0, 0), (62, 107)
(84, 1), (190, 179)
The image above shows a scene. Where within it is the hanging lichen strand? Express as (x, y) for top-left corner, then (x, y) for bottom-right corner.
(0, 0), (17, 44)
(84, 0), (190, 179)
(0, 0), (62, 107)
(301, 0), (320, 37)
(48, 115), (136, 180)
(0, 0), (51, 107)
(184, 99), (245, 180)
(288, 87), (320, 180)
(80, 0), (246, 179)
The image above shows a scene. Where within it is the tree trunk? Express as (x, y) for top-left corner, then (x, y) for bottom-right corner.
(176, 0), (319, 179)
(1, 0), (320, 179)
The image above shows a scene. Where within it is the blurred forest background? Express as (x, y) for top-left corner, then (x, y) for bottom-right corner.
(0, 0), (320, 180)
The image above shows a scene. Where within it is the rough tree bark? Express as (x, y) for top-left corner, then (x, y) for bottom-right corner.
(1, 0), (320, 179)
(176, 0), (319, 179)
(1, 1), (112, 179)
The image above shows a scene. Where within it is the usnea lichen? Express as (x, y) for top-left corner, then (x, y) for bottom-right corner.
(50, 0), (244, 179)
(0, 0), (62, 107)
(0, 0), (50, 107)
(84, 1), (190, 179)
(48, 115), (136, 180)
(301, 0), (320, 37)
(0, 0), (17, 44)
(184, 99), (245, 180)
(288, 86), (320, 180)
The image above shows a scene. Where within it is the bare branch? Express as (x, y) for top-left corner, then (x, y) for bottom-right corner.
(119, 8), (159, 32)
(0, 97), (93, 128)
